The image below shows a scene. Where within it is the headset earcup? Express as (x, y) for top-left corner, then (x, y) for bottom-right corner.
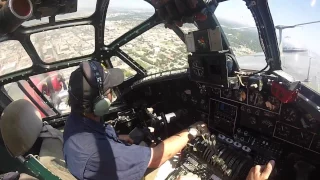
(93, 98), (111, 116)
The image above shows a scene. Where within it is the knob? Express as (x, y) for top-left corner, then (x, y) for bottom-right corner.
(218, 134), (226, 140)
(233, 134), (237, 139)
(237, 128), (241, 133)
(233, 142), (242, 148)
(244, 131), (248, 136)
(216, 158), (224, 165)
(221, 164), (228, 171)
(226, 138), (234, 144)
(225, 169), (232, 176)
(242, 146), (251, 152)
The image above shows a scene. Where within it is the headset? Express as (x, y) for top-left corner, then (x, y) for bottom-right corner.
(88, 61), (112, 116)
(68, 61), (111, 116)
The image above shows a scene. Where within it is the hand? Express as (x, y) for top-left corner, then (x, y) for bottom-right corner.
(189, 121), (209, 137)
(150, 0), (213, 27)
(118, 135), (134, 144)
(246, 160), (275, 180)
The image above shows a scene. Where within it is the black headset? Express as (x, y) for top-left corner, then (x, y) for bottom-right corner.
(68, 61), (111, 116)
(89, 61), (112, 116)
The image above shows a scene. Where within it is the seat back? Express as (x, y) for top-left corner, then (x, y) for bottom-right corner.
(0, 99), (43, 157)
(0, 99), (75, 180)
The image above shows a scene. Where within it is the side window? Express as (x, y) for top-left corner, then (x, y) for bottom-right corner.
(121, 24), (189, 74)
(29, 67), (78, 114)
(104, 0), (155, 45)
(0, 40), (32, 76)
(110, 56), (137, 79)
(4, 81), (57, 118)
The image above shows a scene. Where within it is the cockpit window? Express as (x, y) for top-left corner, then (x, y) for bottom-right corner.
(29, 66), (78, 114)
(269, 0), (320, 93)
(104, 0), (155, 45)
(22, 0), (97, 27)
(30, 25), (95, 63)
(215, 0), (265, 70)
(122, 24), (189, 74)
(4, 81), (57, 118)
(0, 40), (32, 76)
(110, 56), (137, 79)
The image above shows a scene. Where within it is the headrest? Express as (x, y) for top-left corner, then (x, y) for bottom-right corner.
(0, 99), (43, 157)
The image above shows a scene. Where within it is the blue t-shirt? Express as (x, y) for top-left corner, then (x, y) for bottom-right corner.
(63, 113), (151, 180)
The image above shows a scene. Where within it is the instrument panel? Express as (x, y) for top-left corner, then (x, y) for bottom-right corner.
(180, 82), (320, 155)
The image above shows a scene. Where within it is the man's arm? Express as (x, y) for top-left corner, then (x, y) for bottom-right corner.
(148, 121), (209, 168)
(148, 129), (189, 168)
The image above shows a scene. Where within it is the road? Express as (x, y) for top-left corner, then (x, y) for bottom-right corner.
(237, 51), (320, 93)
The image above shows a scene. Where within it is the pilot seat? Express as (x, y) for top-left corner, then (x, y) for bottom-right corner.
(0, 99), (75, 180)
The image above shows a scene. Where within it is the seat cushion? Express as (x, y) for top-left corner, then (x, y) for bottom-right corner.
(39, 138), (76, 180)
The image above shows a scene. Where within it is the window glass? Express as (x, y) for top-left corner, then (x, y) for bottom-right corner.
(30, 25), (95, 63)
(29, 66), (78, 114)
(22, 0), (97, 27)
(110, 56), (137, 79)
(0, 40), (32, 76)
(269, 0), (320, 93)
(104, 0), (154, 45)
(122, 24), (189, 74)
(4, 81), (56, 118)
(215, 0), (265, 70)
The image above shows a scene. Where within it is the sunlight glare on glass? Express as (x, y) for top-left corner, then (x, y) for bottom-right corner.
(311, 0), (316, 7)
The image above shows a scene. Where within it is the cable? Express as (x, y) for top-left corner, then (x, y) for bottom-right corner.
(237, 75), (245, 86)
(250, 63), (269, 75)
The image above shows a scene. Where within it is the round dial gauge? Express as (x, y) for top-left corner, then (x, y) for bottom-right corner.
(223, 89), (232, 98)
(234, 89), (246, 102)
(249, 92), (264, 106)
(275, 124), (291, 138)
(266, 96), (280, 111)
(192, 60), (204, 77)
(282, 108), (297, 123)
(181, 92), (188, 102)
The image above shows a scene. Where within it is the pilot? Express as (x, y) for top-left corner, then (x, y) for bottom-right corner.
(63, 61), (211, 180)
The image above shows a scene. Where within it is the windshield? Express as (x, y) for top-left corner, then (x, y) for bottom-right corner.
(215, 0), (265, 70)
(216, 0), (320, 93)
(269, 0), (320, 93)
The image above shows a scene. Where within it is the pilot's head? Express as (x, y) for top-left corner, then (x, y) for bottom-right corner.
(68, 61), (124, 116)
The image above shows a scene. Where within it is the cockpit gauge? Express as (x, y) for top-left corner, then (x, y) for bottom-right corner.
(234, 89), (247, 102)
(192, 60), (204, 77)
(293, 131), (314, 147)
(249, 116), (256, 125)
(265, 96), (280, 111)
(199, 85), (207, 95)
(282, 108), (297, 123)
(181, 92), (188, 102)
(249, 92), (264, 107)
(211, 87), (220, 95)
(262, 119), (274, 128)
(275, 123), (291, 138)
(200, 99), (208, 111)
(222, 89), (232, 99)
(191, 97), (198, 105)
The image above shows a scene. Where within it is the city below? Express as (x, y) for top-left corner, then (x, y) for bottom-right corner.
(0, 9), (320, 93)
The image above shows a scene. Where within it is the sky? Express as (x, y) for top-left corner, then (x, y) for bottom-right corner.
(78, 0), (320, 55)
